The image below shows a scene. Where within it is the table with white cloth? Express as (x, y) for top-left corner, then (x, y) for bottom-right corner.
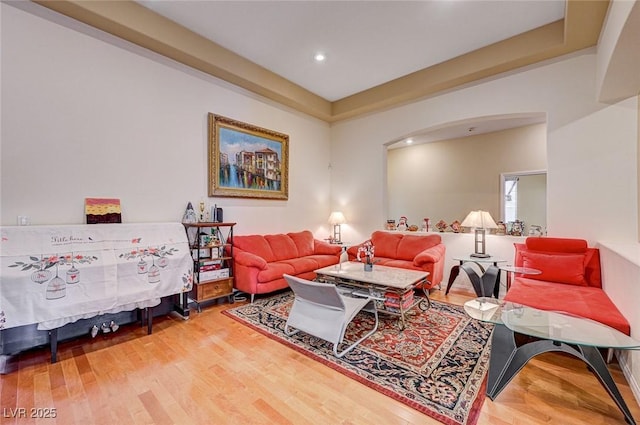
(0, 222), (192, 363)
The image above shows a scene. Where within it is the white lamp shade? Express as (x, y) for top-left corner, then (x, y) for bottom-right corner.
(328, 211), (346, 225)
(461, 210), (498, 229)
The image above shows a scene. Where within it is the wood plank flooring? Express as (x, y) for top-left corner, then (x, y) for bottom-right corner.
(1, 287), (639, 424)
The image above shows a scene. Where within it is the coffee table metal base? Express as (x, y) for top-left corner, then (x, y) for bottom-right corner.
(489, 324), (636, 424)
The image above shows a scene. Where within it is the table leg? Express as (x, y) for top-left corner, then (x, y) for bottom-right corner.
(488, 325), (636, 424)
(444, 265), (460, 295)
(493, 269), (501, 298)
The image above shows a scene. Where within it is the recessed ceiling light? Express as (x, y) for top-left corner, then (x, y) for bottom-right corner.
(406, 139), (413, 144)
(314, 52), (326, 62)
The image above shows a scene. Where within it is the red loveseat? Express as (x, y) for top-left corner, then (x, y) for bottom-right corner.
(232, 231), (342, 302)
(504, 237), (630, 335)
(346, 231), (446, 289)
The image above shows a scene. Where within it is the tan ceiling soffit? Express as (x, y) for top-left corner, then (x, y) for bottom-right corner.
(332, 0), (609, 121)
(34, 0), (608, 123)
(33, 0), (333, 121)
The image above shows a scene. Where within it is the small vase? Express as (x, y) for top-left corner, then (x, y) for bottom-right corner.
(364, 263), (373, 272)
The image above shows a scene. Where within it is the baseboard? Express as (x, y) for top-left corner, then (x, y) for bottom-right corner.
(616, 349), (640, 406)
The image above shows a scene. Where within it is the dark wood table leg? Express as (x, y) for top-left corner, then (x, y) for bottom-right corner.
(49, 328), (58, 363)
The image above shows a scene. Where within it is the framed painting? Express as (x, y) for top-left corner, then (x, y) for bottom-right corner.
(208, 114), (289, 200)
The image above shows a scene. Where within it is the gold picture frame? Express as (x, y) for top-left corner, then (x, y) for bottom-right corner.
(208, 113), (289, 200)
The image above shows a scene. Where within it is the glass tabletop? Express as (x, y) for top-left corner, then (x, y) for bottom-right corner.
(464, 298), (640, 349)
(453, 256), (507, 263)
(498, 265), (542, 275)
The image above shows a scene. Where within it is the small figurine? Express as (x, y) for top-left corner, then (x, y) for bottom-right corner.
(182, 202), (197, 224)
(397, 216), (408, 231)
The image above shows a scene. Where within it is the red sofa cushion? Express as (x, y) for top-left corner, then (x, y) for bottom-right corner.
(396, 234), (441, 261)
(514, 242), (602, 288)
(505, 278), (630, 335)
(287, 231), (314, 257)
(234, 235), (276, 262)
(525, 237), (587, 253)
(370, 231), (402, 258)
(265, 234), (299, 261)
(521, 251), (588, 286)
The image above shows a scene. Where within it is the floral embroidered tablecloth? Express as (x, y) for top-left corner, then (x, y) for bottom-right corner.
(0, 222), (192, 330)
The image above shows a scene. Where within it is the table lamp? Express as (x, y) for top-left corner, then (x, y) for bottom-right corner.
(461, 210), (498, 258)
(328, 211), (346, 244)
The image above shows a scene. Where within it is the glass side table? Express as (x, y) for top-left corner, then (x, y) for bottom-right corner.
(498, 265), (541, 291)
(464, 298), (640, 424)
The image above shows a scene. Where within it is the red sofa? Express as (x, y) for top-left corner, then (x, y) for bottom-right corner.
(346, 231), (446, 289)
(504, 237), (630, 335)
(232, 231), (342, 302)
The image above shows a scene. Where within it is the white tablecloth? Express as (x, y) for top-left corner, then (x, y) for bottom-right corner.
(0, 223), (192, 330)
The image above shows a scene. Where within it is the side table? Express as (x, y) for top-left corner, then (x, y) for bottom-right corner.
(498, 265), (541, 291)
(445, 256), (507, 298)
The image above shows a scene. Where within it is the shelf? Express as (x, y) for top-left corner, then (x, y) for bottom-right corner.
(183, 222), (235, 312)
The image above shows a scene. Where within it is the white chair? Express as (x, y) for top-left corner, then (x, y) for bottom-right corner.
(283, 274), (379, 358)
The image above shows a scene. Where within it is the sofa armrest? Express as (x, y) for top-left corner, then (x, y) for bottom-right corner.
(413, 244), (446, 267)
(314, 239), (342, 256)
(234, 250), (268, 270)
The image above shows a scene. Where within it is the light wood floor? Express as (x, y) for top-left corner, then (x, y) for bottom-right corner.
(1, 287), (639, 425)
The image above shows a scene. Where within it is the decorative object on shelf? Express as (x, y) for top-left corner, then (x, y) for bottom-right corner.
(435, 220), (448, 232)
(450, 220), (461, 233)
(328, 211), (346, 244)
(461, 210), (498, 258)
(198, 200), (207, 222)
(528, 224), (543, 236)
(407, 224), (419, 232)
(421, 218), (430, 232)
(385, 219), (396, 231)
(356, 240), (375, 271)
(508, 220), (524, 236)
(396, 216), (408, 231)
(85, 198), (122, 224)
(182, 202), (197, 224)
(210, 204), (223, 223)
(495, 221), (507, 236)
(209, 113), (289, 200)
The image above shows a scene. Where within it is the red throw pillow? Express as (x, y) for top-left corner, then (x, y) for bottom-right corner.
(521, 251), (588, 286)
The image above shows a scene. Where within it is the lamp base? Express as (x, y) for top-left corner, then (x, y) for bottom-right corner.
(470, 253), (491, 258)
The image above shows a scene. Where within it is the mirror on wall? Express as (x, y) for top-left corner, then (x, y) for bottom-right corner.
(386, 114), (547, 233)
(501, 171), (547, 235)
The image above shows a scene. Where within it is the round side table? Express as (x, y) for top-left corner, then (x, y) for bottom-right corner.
(498, 265), (541, 291)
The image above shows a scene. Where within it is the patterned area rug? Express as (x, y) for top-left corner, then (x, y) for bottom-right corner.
(223, 291), (493, 425)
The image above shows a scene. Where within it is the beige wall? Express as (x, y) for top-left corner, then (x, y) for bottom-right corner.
(516, 172), (547, 233)
(386, 123), (546, 229)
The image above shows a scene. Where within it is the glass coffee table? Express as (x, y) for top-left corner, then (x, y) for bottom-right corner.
(464, 298), (640, 424)
(315, 261), (430, 330)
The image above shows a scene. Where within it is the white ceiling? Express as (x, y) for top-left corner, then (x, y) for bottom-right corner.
(138, 0), (566, 102)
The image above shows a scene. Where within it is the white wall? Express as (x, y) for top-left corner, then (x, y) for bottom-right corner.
(386, 123), (547, 228)
(331, 51), (638, 247)
(0, 3), (332, 238)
